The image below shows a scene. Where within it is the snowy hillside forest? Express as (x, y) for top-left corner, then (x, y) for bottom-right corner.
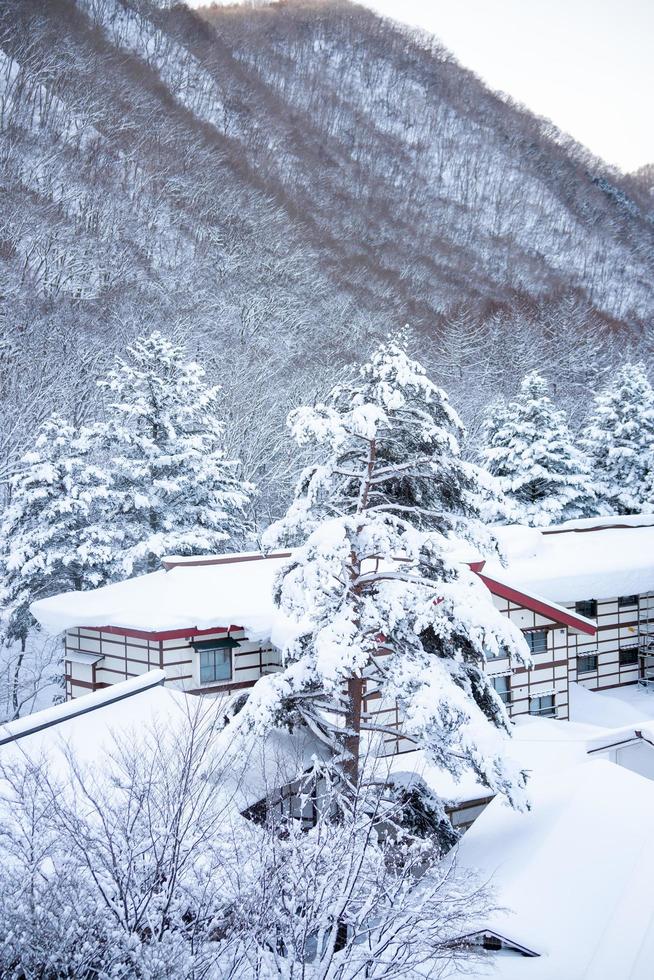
(1, 0), (653, 524)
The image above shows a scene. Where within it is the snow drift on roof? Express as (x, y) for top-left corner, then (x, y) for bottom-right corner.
(30, 554), (291, 637)
(454, 759), (654, 979)
(0, 670), (328, 815)
(379, 714), (595, 806)
(487, 520), (654, 603)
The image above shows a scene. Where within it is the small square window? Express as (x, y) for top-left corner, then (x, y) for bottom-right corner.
(575, 600), (597, 619)
(530, 694), (555, 718)
(619, 646), (639, 667)
(618, 595), (639, 609)
(199, 647), (232, 684)
(577, 654), (598, 674)
(524, 630), (548, 654)
(491, 674), (511, 706)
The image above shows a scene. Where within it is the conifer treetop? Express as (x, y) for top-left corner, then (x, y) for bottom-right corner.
(483, 368), (599, 527)
(0, 415), (115, 648)
(584, 361), (654, 515)
(265, 337), (500, 555)
(94, 331), (253, 575)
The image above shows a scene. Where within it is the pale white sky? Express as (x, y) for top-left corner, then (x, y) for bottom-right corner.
(192, 0), (653, 172)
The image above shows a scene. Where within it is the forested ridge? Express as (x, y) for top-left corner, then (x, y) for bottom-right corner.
(1, 0), (653, 521)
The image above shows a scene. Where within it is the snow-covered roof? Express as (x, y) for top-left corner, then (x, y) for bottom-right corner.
(379, 714), (597, 806)
(485, 518), (654, 604)
(570, 680), (654, 729)
(0, 670), (167, 749)
(453, 759), (654, 978)
(0, 671), (327, 813)
(30, 552), (291, 638)
(0, 671), (214, 777)
(31, 541), (598, 640)
(477, 569), (596, 634)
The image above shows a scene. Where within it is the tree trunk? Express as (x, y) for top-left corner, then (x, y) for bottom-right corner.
(343, 435), (377, 788)
(343, 674), (364, 788)
(11, 636), (26, 720)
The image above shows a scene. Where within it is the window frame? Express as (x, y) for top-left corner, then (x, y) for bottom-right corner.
(619, 646), (639, 667)
(529, 694), (556, 718)
(491, 674), (511, 706)
(191, 636), (239, 686)
(524, 629), (548, 655)
(577, 653), (598, 674)
(199, 646), (232, 685)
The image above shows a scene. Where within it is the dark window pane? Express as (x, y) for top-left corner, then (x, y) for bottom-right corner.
(620, 647), (639, 666)
(575, 600), (598, 618)
(618, 595), (639, 608)
(577, 654), (598, 673)
(529, 694), (555, 717)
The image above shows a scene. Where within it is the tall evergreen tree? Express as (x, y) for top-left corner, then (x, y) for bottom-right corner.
(239, 339), (530, 847)
(482, 370), (599, 526)
(94, 332), (253, 576)
(584, 362), (654, 515)
(0, 416), (114, 717)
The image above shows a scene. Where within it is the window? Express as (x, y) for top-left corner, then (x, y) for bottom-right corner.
(529, 694), (555, 718)
(192, 637), (239, 685)
(200, 647), (231, 684)
(524, 629), (548, 654)
(620, 646), (639, 667)
(486, 648), (508, 661)
(577, 654), (598, 674)
(619, 595), (639, 609)
(575, 600), (597, 618)
(491, 674), (511, 706)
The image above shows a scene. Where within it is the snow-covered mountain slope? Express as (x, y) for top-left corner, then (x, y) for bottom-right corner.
(1, 0), (653, 337)
(1, 0), (653, 518)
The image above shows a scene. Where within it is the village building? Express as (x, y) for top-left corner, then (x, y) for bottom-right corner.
(483, 516), (654, 720)
(452, 756), (654, 977)
(30, 517), (654, 732)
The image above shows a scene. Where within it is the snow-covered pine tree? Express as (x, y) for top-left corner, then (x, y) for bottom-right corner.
(238, 338), (530, 846)
(583, 362), (654, 514)
(94, 332), (253, 576)
(482, 369), (599, 526)
(0, 416), (115, 717)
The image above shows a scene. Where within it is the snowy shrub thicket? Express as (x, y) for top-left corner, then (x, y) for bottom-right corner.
(0, 704), (492, 979)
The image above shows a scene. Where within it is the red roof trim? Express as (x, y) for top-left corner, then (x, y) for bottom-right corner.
(477, 572), (596, 636)
(81, 624), (244, 641)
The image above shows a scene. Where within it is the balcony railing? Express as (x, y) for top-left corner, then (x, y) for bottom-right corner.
(637, 631), (654, 689)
